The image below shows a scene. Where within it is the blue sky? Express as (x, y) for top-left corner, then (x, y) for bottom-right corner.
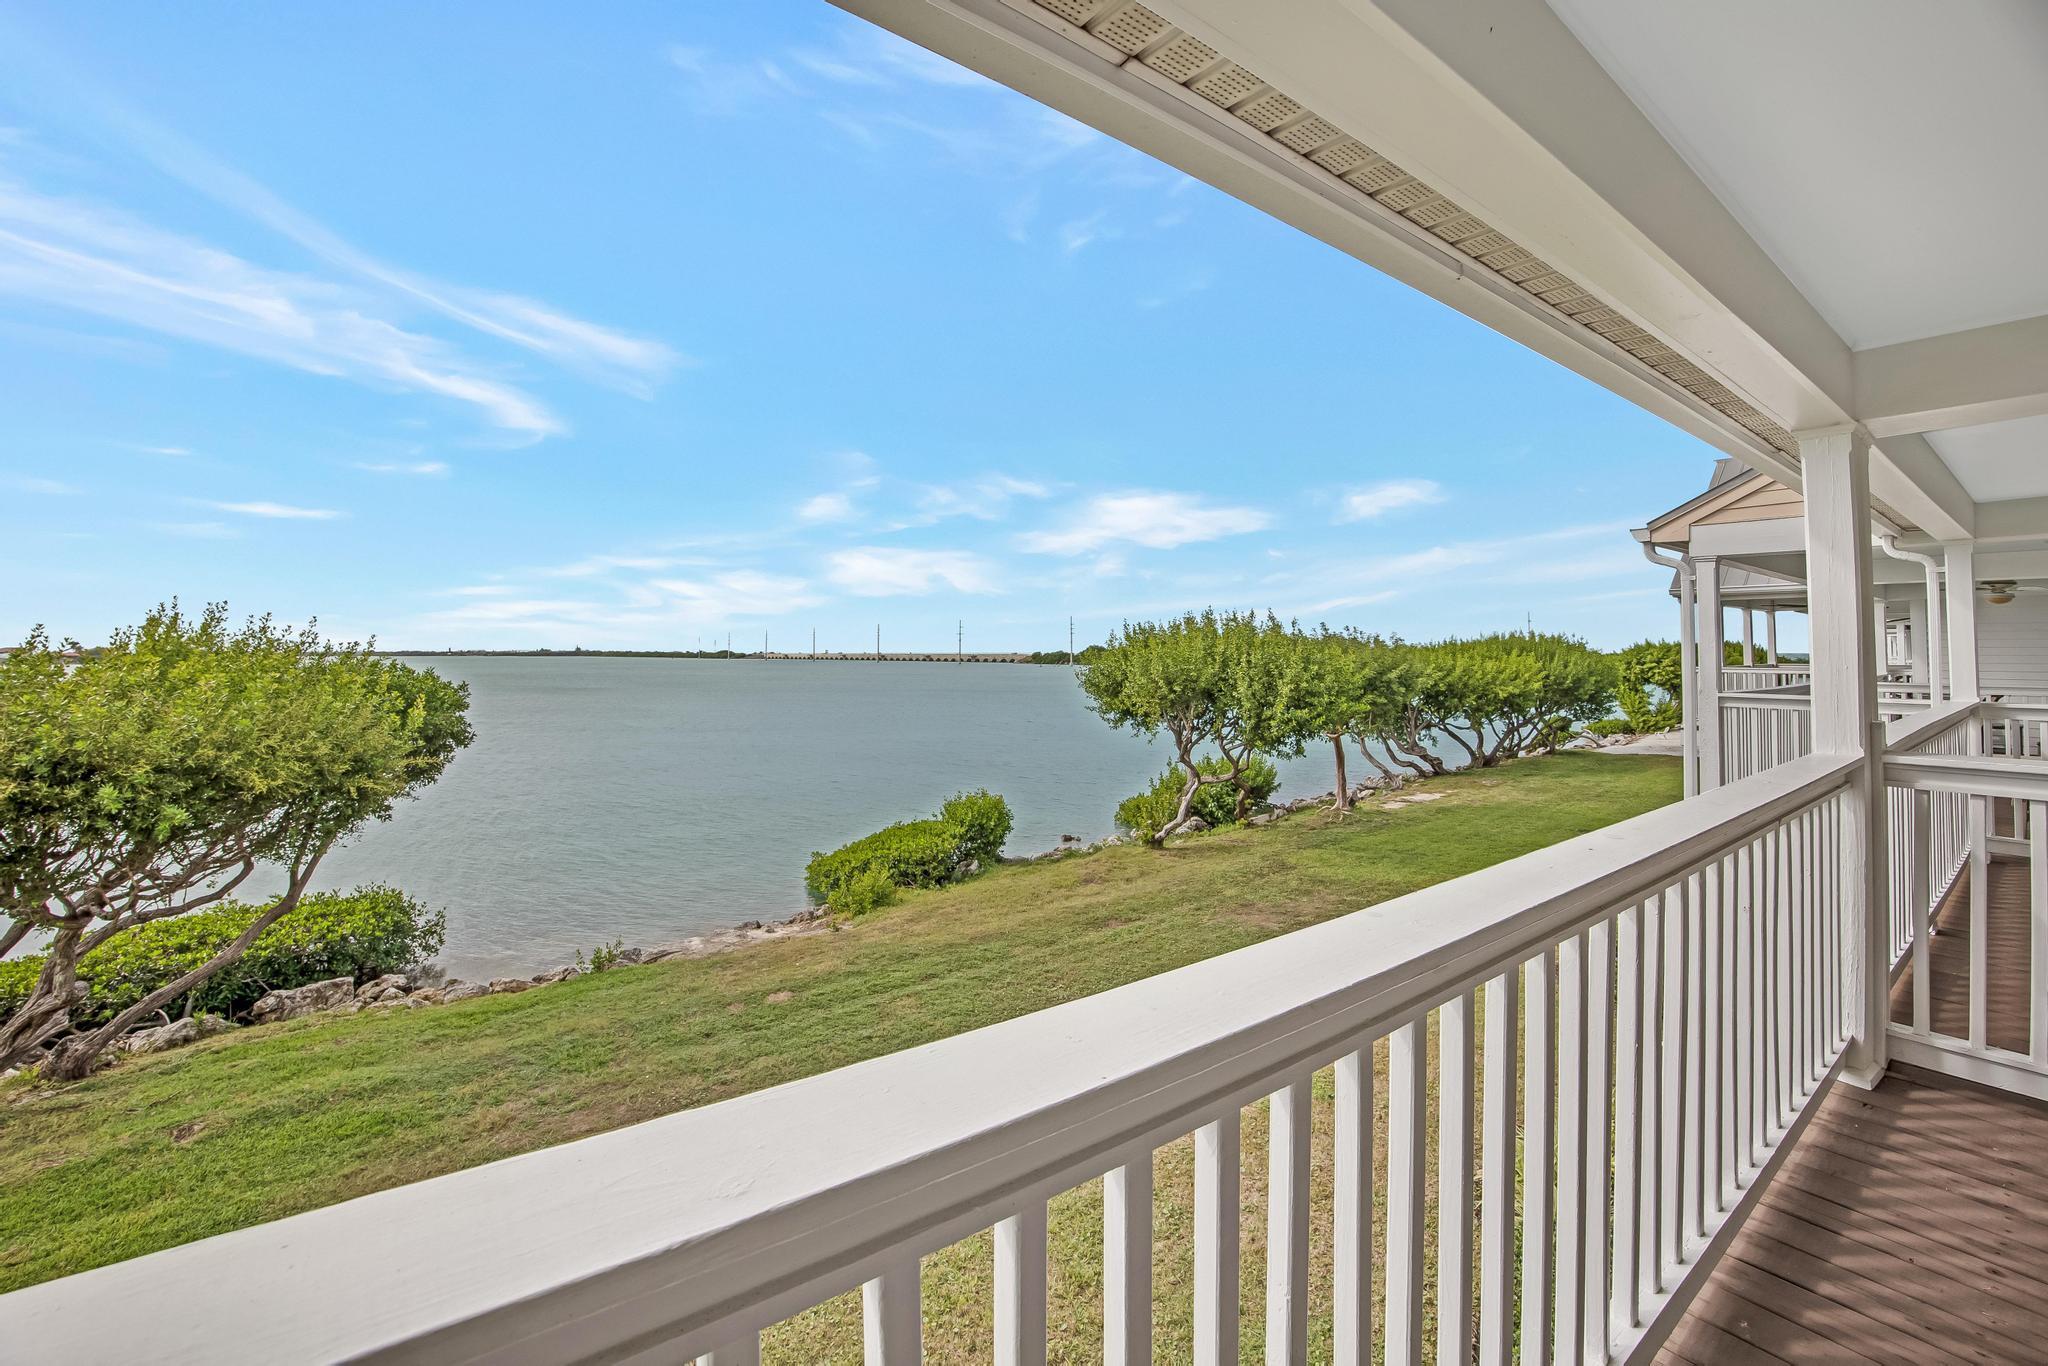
(0, 0), (1732, 653)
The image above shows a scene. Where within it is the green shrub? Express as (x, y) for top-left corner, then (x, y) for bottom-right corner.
(1586, 717), (1637, 737)
(0, 886), (444, 1029)
(805, 792), (1015, 903)
(832, 866), (899, 917)
(940, 789), (1013, 866)
(1115, 755), (1280, 840)
(805, 818), (964, 901)
(1614, 640), (1683, 732)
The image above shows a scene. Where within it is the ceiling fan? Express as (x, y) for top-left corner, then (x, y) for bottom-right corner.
(1978, 580), (2048, 605)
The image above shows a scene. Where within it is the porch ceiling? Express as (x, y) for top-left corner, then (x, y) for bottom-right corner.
(1546, 0), (2048, 352)
(1926, 414), (2048, 503)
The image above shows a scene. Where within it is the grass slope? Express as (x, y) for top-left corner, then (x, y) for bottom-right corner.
(0, 753), (1677, 1351)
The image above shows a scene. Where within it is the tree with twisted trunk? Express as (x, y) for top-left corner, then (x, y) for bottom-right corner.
(1, 604), (471, 1080)
(1081, 611), (1306, 843)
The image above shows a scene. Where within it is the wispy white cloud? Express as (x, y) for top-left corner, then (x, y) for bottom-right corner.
(665, 45), (803, 116)
(538, 552), (707, 578)
(826, 546), (998, 596)
(1019, 491), (1272, 555)
(797, 490), (859, 524)
(205, 500), (343, 520)
(648, 570), (822, 618)
(5, 474), (79, 494)
(0, 182), (567, 437)
(354, 460), (449, 477)
(910, 473), (1050, 524)
(0, 76), (679, 432)
(1304, 589), (1401, 614)
(1335, 478), (1446, 522)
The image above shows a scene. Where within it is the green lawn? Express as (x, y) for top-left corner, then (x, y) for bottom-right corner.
(0, 752), (1677, 1356)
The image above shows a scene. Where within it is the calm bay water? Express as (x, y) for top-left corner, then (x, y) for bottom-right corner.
(290, 658), (1353, 980)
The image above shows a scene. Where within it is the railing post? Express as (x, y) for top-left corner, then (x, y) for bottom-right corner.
(1943, 541), (1979, 704)
(1799, 425), (1887, 1088)
(1696, 556), (1725, 791)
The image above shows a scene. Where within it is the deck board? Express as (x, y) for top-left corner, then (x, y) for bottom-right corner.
(1658, 858), (2048, 1364)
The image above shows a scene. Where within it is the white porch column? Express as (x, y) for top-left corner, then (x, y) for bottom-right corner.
(1800, 427), (1886, 1087)
(1906, 593), (1930, 686)
(1695, 556), (1725, 790)
(1765, 608), (1779, 666)
(1944, 542), (1980, 701)
(1678, 560), (1698, 797)
(1740, 607), (1756, 667)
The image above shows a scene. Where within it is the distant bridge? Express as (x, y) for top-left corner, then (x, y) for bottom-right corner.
(752, 652), (1050, 664)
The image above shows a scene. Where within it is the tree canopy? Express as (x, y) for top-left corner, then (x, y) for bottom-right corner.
(1, 604), (472, 1077)
(1085, 616), (1619, 831)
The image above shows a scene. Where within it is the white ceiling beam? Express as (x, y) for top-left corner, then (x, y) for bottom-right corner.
(1856, 313), (2048, 437)
(1868, 432), (1975, 541)
(1970, 496), (2048, 545)
(830, 0), (1809, 483)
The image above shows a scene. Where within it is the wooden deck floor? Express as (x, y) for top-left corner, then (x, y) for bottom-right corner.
(1659, 861), (2048, 1364)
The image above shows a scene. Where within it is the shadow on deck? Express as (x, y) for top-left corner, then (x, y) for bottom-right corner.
(1659, 859), (2048, 1364)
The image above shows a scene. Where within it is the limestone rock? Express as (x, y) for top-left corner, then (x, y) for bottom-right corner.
(355, 973), (411, 1001)
(488, 978), (535, 995)
(531, 966), (581, 986)
(120, 1015), (235, 1054)
(441, 982), (490, 1003)
(251, 977), (356, 1025)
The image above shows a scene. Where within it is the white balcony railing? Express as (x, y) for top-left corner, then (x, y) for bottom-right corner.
(0, 753), (1863, 1365)
(1722, 666), (1810, 692)
(1884, 701), (2048, 1101)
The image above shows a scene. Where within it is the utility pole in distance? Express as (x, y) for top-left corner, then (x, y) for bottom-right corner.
(876, 624), (881, 661)
(957, 619), (963, 664)
(1068, 616), (1075, 666)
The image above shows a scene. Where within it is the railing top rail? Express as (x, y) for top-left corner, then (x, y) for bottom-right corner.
(1981, 701), (2048, 719)
(1721, 688), (1811, 707)
(1884, 696), (1979, 753)
(0, 753), (1858, 1366)
(1883, 750), (2048, 800)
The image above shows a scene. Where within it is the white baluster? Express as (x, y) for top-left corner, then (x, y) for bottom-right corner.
(1267, 1077), (1312, 1366)
(1553, 933), (1586, 1364)
(1970, 794), (1990, 1051)
(1519, 954), (1555, 1366)
(1480, 973), (1519, 1366)
(1911, 789), (1931, 1033)
(1195, 1112), (1241, 1366)
(1334, 1050), (1372, 1366)
(1103, 1159), (1151, 1366)
(1439, 992), (1476, 1366)
(864, 1253), (922, 1366)
(1582, 921), (1613, 1365)
(995, 1205), (1047, 1366)
(1611, 905), (1644, 1339)
(2035, 803), (2048, 1066)
(1387, 1018), (1428, 1366)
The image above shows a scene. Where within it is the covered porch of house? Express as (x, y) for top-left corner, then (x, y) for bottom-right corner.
(8, 1), (2048, 1362)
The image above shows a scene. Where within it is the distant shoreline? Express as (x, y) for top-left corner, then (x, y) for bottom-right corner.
(377, 649), (1092, 664)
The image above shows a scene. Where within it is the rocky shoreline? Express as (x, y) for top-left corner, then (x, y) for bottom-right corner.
(95, 763), (1566, 1062)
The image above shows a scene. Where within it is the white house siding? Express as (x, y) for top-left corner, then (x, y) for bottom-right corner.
(1978, 592), (2048, 697)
